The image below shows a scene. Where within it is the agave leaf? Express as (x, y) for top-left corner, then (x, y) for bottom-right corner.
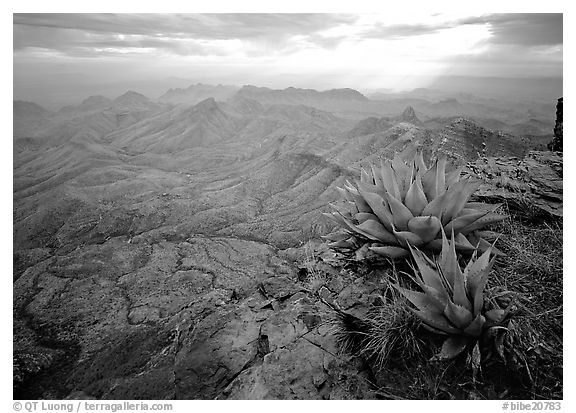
(465, 251), (496, 316)
(445, 166), (463, 188)
(344, 187), (372, 213)
(356, 184), (395, 231)
(370, 163), (385, 191)
(355, 179), (379, 192)
(443, 230), (471, 310)
(408, 244), (448, 297)
(431, 336), (470, 361)
(485, 308), (506, 324)
(462, 314), (486, 337)
(412, 309), (461, 335)
(392, 155), (412, 200)
(458, 207), (481, 216)
(442, 178), (482, 225)
(421, 161), (438, 201)
(421, 323), (451, 336)
(471, 342), (482, 381)
(435, 157), (447, 197)
(439, 230), (461, 288)
(454, 232), (478, 252)
(344, 180), (359, 194)
(414, 150), (427, 175)
(393, 285), (444, 314)
(407, 216), (442, 243)
(392, 227), (425, 247)
(404, 176), (428, 215)
(443, 301), (474, 330)
(380, 160), (402, 200)
(444, 210), (489, 234)
(425, 239), (443, 252)
(385, 193), (414, 231)
(452, 266), (471, 310)
(460, 212), (508, 234)
(369, 246), (409, 258)
(473, 236), (504, 256)
(474, 230), (500, 241)
(421, 188), (451, 219)
(329, 202), (356, 217)
(464, 248), (491, 289)
(420, 283), (451, 309)
(334, 213), (380, 241)
(322, 212), (350, 228)
(360, 167), (372, 184)
(356, 219), (398, 244)
(348, 223), (382, 241)
(354, 212), (379, 223)
(336, 186), (354, 202)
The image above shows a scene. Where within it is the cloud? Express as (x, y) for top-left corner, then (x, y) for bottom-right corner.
(13, 13), (357, 57)
(360, 22), (452, 39)
(474, 13), (562, 46)
(359, 13), (562, 47)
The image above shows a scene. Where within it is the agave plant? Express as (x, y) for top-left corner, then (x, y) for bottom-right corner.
(394, 229), (510, 360)
(323, 151), (507, 258)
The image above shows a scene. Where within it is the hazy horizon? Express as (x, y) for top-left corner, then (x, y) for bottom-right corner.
(14, 13), (562, 109)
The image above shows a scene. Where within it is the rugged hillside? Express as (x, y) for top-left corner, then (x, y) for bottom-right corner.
(346, 116), (394, 138)
(13, 88), (561, 400)
(13, 101), (53, 137)
(15, 92), (165, 148)
(58, 95), (113, 115)
(425, 118), (532, 162)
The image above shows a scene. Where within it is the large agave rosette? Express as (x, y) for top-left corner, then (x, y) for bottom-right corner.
(323, 151), (507, 258)
(394, 230), (509, 360)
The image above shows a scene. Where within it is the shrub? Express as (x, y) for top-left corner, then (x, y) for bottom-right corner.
(393, 229), (512, 361)
(323, 151), (507, 259)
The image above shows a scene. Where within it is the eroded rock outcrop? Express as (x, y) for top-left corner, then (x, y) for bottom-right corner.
(466, 151), (562, 218)
(548, 97), (563, 152)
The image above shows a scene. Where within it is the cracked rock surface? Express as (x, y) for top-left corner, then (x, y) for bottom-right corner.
(14, 230), (377, 399)
(466, 151), (563, 218)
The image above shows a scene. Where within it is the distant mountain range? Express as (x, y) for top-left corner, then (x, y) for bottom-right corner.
(159, 83), (239, 105)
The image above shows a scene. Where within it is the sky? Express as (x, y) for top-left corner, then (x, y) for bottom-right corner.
(13, 12), (563, 107)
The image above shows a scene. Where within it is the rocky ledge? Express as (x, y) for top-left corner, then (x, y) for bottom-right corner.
(466, 151), (562, 218)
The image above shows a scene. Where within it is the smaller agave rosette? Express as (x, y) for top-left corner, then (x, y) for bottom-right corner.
(323, 151), (507, 258)
(394, 229), (510, 360)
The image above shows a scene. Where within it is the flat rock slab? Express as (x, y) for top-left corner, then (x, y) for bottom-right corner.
(466, 151), (562, 218)
(14, 234), (375, 399)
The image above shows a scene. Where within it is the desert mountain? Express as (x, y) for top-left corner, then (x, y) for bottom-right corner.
(346, 116), (394, 138)
(13, 85), (560, 399)
(58, 95), (113, 115)
(159, 83), (239, 104)
(112, 90), (159, 112)
(13, 100), (53, 138)
(233, 85), (371, 116)
(397, 105), (422, 125)
(103, 98), (246, 153)
(15, 91), (165, 148)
